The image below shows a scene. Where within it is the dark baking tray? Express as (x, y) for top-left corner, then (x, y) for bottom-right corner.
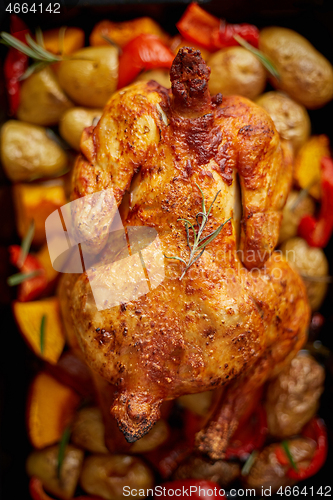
(0, 1), (333, 498)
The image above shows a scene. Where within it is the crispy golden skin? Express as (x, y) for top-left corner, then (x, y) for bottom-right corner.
(59, 48), (309, 444)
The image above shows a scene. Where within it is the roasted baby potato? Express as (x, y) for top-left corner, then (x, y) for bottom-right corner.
(134, 69), (171, 88)
(256, 91), (310, 153)
(265, 352), (325, 438)
(178, 390), (213, 416)
(279, 190), (316, 244)
(293, 135), (331, 200)
(26, 444), (84, 500)
(17, 67), (73, 126)
(71, 407), (108, 454)
(57, 47), (118, 108)
(80, 455), (154, 500)
(281, 237), (329, 310)
(0, 121), (67, 182)
(208, 47), (266, 100)
(59, 107), (102, 151)
(259, 27), (333, 109)
(174, 455), (240, 487)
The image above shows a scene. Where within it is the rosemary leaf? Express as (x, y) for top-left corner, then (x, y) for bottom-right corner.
(35, 27), (44, 48)
(197, 217), (231, 250)
(57, 426), (71, 480)
(101, 34), (122, 53)
(7, 270), (42, 287)
(18, 220), (35, 267)
(26, 33), (61, 62)
(282, 440), (298, 471)
(233, 34), (280, 81)
(40, 315), (47, 355)
(163, 254), (187, 266)
(19, 61), (47, 80)
(0, 32), (37, 58)
(241, 450), (258, 476)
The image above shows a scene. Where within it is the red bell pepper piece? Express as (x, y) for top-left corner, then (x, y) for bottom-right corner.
(9, 245), (48, 302)
(176, 3), (259, 52)
(4, 15), (30, 115)
(117, 33), (175, 89)
(298, 156), (333, 247)
(29, 477), (104, 500)
(275, 417), (328, 480)
(158, 479), (226, 499)
(224, 404), (268, 459)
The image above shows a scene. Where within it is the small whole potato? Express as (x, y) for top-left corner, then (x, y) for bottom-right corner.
(256, 91), (310, 153)
(17, 67), (73, 126)
(80, 454), (154, 500)
(278, 190), (315, 244)
(280, 237), (329, 310)
(57, 46), (118, 108)
(26, 444), (84, 500)
(71, 406), (108, 454)
(208, 47), (266, 99)
(1, 120), (67, 181)
(59, 107), (102, 151)
(259, 27), (333, 109)
(130, 419), (169, 453)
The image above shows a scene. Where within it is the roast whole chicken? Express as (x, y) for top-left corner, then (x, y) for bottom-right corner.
(58, 48), (310, 458)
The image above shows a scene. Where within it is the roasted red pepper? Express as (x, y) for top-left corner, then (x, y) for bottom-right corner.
(176, 3), (259, 52)
(225, 404), (268, 459)
(298, 156), (333, 247)
(9, 245), (47, 302)
(117, 33), (175, 89)
(158, 479), (226, 499)
(4, 15), (30, 115)
(275, 417), (328, 480)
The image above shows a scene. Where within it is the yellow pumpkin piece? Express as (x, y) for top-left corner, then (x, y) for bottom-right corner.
(13, 298), (65, 364)
(43, 27), (85, 56)
(13, 180), (67, 245)
(90, 17), (169, 48)
(27, 372), (80, 449)
(293, 135), (331, 200)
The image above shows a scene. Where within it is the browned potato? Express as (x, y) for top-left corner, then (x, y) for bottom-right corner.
(278, 190), (315, 244)
(17, 67), (73, 126)
(208, 47), (266, 99)
(174, 455), (240, 487)
(265, 352), (325, 438)
(242, 438), (316, 494)
(26, 444), (84, 500)
(71, 406), (108, 454)
(130, 419), (169, 453)
(80, 455), (154, 500)
(134, 69), (171, 88)
(0, 120), (67, 181)
(280, 237), (329, 310)
(57, 47), (118, 108)
(59, 107), (102, 151)
(177, 390), (213, 416)
(259, 27), (333, 109)
(256, 91), (311, 153)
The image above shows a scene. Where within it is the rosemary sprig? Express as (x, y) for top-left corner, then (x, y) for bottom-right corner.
(164, 183), (231, 280)
(233, 34), (280, 81)
(57, 426), (71, 480)
(17, 220), (35, 268)
(7, 270), (42, 287)
(241, 450), (258, 476)
(40, 315), (47, 355)
(282, 440), (298, 471)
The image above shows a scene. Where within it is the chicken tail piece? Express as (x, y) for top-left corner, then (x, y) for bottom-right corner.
(170, 47), (212, 117)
